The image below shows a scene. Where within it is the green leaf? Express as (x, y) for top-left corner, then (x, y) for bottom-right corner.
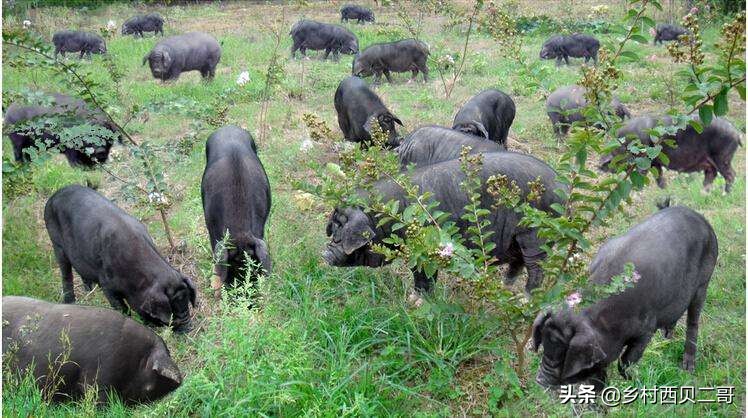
(713, 89), (729, 116)
(619, 50), (639, 61)
(698, 104), (713, 126)
(630, 34), (648, 44)
(688, 119), (704, 134)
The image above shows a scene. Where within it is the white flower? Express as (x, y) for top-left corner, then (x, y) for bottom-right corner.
(299, 139), (314, 152)
(106, 20), (116, 31)
(148, 192), (168, 206)
(22, 20), (31, 29)
(566, 292), (582, 308)
(437, 242), (454, 258)
(236, 71), (250, 86)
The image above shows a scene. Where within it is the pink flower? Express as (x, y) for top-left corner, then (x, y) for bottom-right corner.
(566, 292), (582, 308)
(627, 270), (641, 284)
(438, 242), (454, 258)
(648, 54), (657, 62)
(649, 27), (656, 37)
(689, 7), (699, 14)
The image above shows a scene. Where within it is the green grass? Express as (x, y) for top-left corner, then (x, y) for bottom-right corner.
(2, 2), (745, 417)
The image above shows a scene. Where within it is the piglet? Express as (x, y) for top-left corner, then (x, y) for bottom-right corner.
(2, 296), (182, 404)
(533, 205), (718, 390)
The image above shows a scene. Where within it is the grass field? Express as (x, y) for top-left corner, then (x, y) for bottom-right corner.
(2, 1), (745, 416)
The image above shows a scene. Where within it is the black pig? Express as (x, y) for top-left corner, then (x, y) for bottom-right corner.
(533, 205), (717, 390)
(2, 296), (182, 404)
(602, 115), (741, 193)
(341, 5), (375, 23)
(143, 32), (221, 81)
(397, 125), (504, 168)
(52, 30), (106, 58)
(122, 13), (164, 37)
(352, 39), (429, 83)
(44, 185), (196, 333)
(653, 23), (687, 44)
(201, 125), (272, 296)
(452, 89), (516, 146)
(4, 93), (120, 167)
(323, 152), (564, 294)
(539, 34), (599, 66)
(334, 76), (403, 147)
(546, 85), (631, 137)
(290, 20), (359, 60)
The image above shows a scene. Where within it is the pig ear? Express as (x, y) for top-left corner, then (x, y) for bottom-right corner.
(326, 210), (337, 237)
(532, 310), (552, 352)
(473, 122), (489, 140)
(138, 286), (172, 326)
(561, 321), (606, 380)
(342, 224), (375, 255)
(182, 276), (197, 308)
(388, 113), (403, 126)
(161, 50), (170, 65)
(153, 359), (182, 385)
(363, 115), (377, 135)
(251, 238), (272, 276)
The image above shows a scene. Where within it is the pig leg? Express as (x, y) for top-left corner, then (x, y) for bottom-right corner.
(410, 68), (418, 82)
(563, 55), (570, 65)
(702, 165), (717, 192)
(373, 71), (383, 84)
(384, 69), (393, 83)
(682, 285), (707, 372)
(290, 43), (299, 58)
(655, 168), (667, 188)
(53, 246), (76, 304)
(618, 332), (653, 379)
(417, 60), (429, 82)
(102, 288), (127, 313)
(504, 259), (524, 286)
(413, 269), (435, 293)
(717, 162), (736, 193)
(322, 48), (331, 60)
(515, 231), (545, 293)
(661, 325), (675, 339)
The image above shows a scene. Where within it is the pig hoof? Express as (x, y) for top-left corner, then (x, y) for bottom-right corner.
(681, 357), (695, 372)
(661, 327), (674, 339)
(617, 362), (631, 379)
(63, 295), (75, 304)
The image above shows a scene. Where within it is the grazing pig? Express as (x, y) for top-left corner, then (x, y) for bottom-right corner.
(601, 115), (741, 193)
(143, 32), (221, 81)
(341, 4), (375, 23)
(323, 152), (564, 294)
(352, 39), (430, 83)
(290, 20), (359, 60)
(539, 34), (599, 66)
(44, 185), (196, 333)
(546, 85), (631, 137)
(52, 30), (106, 58)
(397, 125), (504, 168)
(334, 76), (403, 148)
(122, 13), (164, 37)
(2, 296), (182, 404)
(533, 205), (717, 390)
(201, 125), (272, 296)
(452, 89), (516, 146)
(4, 93), (120, 167)
(653, 23), (687, 44)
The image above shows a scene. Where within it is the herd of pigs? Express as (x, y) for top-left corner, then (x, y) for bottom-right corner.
(2, 4), (743, 407)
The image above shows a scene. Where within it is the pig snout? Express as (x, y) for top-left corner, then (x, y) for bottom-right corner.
(172, 319), (192, 334)
(322, 246), (344, 266)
